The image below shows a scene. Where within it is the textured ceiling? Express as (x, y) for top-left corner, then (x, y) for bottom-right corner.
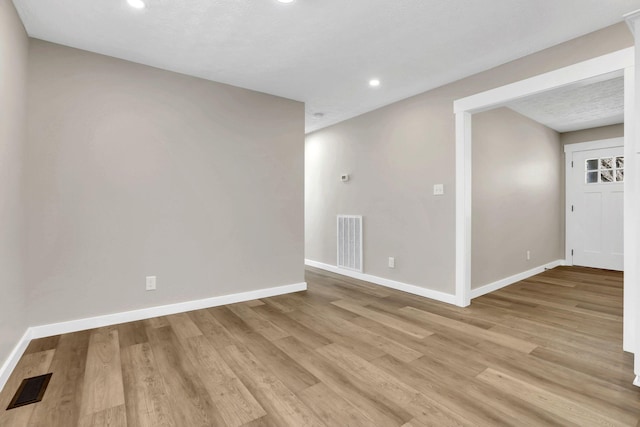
(12, 0), (640, 133)
(508, 75), (624, 133)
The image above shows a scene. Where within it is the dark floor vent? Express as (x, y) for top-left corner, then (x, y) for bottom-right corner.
(6, 373), (52, 410)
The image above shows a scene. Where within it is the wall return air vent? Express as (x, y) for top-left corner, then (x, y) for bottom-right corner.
(337, 215), (363, 273)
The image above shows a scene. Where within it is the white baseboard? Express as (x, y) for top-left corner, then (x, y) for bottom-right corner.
(30, 282), (307, 339)
(470, 259), (566, 299)
(0, 281), (306, 391)
(305, 259), (456, 305)
(634, 376), (640, 388)
(0, 329), (32, 392)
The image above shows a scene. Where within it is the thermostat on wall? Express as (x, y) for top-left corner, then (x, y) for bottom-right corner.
(341, 174), (350, 182)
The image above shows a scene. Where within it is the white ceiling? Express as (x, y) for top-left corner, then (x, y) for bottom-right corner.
(12, 0), (640, 133)
(507, 75), (625, 133)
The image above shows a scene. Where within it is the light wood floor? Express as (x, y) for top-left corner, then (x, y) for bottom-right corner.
(1, 266), (638, 426)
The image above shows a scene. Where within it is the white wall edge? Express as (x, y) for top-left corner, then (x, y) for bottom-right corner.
(0, 329), (32, 392)
(563, 137), (624, 153)
(624, 10), (640, 34)
(455, 111), (472, 307)
(305, 259), (457, 305)
(454, 47), (633, 113)
(29, 282), (307, 340)
(470, 259), (566, 299)
(624, 64), (637, 354)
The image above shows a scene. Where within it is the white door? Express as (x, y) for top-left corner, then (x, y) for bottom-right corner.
(568, 145), (624, 271)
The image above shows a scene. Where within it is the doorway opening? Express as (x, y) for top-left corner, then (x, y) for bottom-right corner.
(453, 47), (636, 355)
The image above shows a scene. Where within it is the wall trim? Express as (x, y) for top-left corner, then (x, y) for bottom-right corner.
(0, 281), (306, 391)
(563, 137), (624, 154)
(470, 259), (566, 299)
(305, 259), (457, 305)
(0, 329), (32, 392)
(30, 282), (307, 339)
(623, 65), (637, 353)
(454, 48), (633, 113)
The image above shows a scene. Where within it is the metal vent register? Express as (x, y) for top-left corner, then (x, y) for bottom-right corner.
(6, 373), (52, 410)
(337, 215), (363, 272)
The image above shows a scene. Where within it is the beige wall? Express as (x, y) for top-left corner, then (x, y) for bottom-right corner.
(0, 0), (28, 367)
(25, 40), (305, 325)
(305, 23), (632, 295)
(472, 108), (562, 288)
(561, 123), (624, 145)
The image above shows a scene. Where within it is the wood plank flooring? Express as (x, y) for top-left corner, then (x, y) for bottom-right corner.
(1, 266), (639, 426)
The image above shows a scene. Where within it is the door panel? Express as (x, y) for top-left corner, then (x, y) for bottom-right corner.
(570, 146), (624, 271)
(610, 190), (624, 256)
(581, 191), (602, 253)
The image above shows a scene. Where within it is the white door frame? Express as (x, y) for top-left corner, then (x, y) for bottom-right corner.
(564, 138), (625, 268)
(452, 48), (637, 355)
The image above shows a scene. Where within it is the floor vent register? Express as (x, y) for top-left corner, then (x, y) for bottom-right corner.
(6, 373), (52, 410)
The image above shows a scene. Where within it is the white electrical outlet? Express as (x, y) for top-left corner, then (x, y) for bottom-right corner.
(146, 276), (157, 291)
(526, 251), (531, 261)
(388, 257), (395, 268)
(433, 184), (444, 196)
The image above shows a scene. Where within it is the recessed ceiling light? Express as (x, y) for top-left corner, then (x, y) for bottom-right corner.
(369, 79), (381, 87)
(127, 0), (145, 9)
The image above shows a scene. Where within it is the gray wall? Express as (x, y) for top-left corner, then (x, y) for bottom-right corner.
(472, 108), (562, 288)
(25, 40), (305, 326)
(305, 23), (632, 295)
(0, 0), (28, 367)
(561, 123), (624, 145)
